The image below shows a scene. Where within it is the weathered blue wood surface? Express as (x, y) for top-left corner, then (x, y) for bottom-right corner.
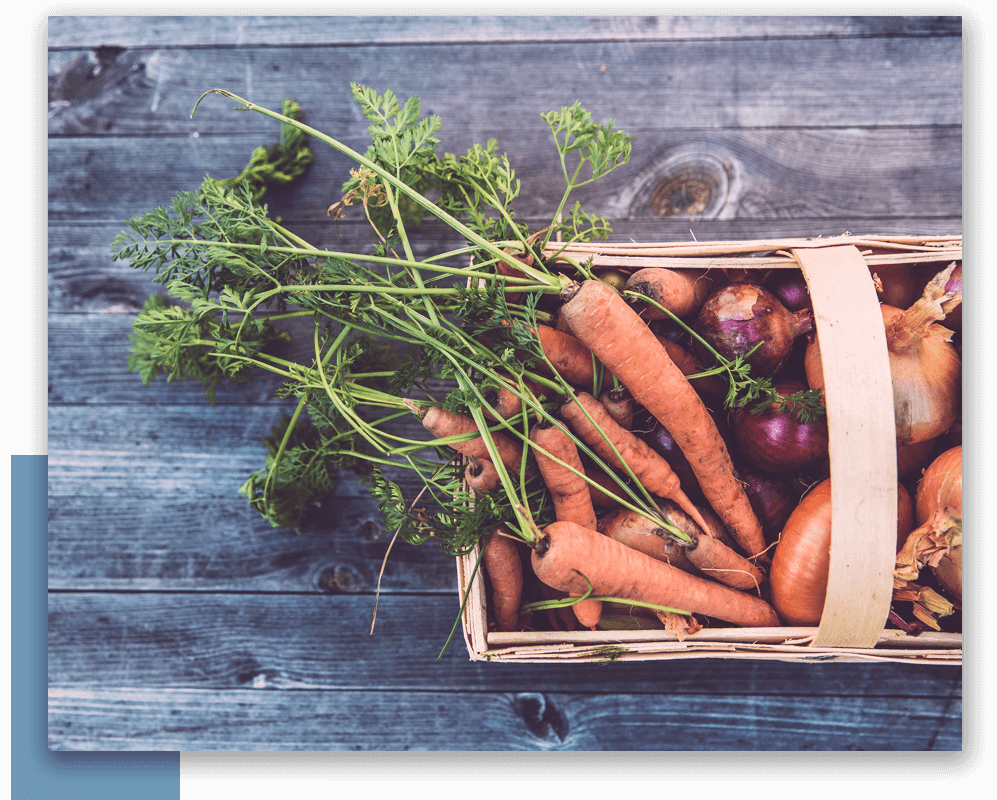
(47, 15), (962, 751)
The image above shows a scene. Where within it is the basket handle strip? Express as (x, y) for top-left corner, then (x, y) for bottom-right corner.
(793, 245), (897, 649)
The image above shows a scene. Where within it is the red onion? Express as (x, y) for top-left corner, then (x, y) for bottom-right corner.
(735, 467), (800, 544)
(728, 379), (829, 474)
(694, 282), (814, 377)
(764, 269), (812, 314)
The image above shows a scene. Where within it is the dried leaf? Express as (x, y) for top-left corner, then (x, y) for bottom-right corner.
(655, 611), (703, 641)
(895, 509), (962, 582)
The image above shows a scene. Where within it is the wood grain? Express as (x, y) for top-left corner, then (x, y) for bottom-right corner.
(46, 16), (963, 50)
(46, 17), (963, 752)
(47, 685), (962, 751)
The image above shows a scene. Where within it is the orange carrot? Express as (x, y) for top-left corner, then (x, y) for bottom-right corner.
(655, 501), (765, 591)
(464, 456), (501, 496)
(531, 520), (781, 628)
(535, 324), (611, 388)
(597, 502), (764, 591)
(530, 420), (602, 628)
(530, 421), (599, 532)
(415, 404), (524, 474)
(598, 384), (634, 430)
(597, 507), (698, 574)
(481, 526), (524, 632)
(559, 391), (712, 536)
(559, 280), (767, 560)
(626, 267), (714, 320)
(481, 379), (523, 421)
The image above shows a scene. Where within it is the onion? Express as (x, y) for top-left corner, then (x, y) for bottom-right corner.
(915, 445), (962, 600)
(941, 262), (962, 330)
(694, 282), (814, 378)
(896, 437), (939, 483)
(770, 478), (916, 625)
(764, 269), (812, 314)
(805, 264), (961, 447)
(735, 467), (800, 545)
(894, 445), (962, 602)
(728, 379), (829, 473)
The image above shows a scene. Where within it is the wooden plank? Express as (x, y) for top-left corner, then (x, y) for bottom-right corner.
(46, 405), (431, 500)
(47, 493), (458, 593)
(47, 16), (964, 49)
(46, 592), (962, 697)
(47, 684), (962, 750)
(47, 126), (962, 223)
(48, 37), (962, 137)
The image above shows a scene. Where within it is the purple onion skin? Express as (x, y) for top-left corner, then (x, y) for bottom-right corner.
(764, 270), (812, 314)
(694, 283), (814, 378)
(729, 380), (829, 474)
(735, 467), (800, 544)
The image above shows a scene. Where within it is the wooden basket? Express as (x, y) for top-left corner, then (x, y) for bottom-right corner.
(456, 234), (963, 664)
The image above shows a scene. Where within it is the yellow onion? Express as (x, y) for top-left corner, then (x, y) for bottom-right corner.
(770, 479), (914, 626)
(915, 445), (962, 601)
(806, 264), (961, 446)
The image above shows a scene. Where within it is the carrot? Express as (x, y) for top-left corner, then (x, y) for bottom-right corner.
(481, 379), (523, 421)
(535, 324), (611, 388)
(530, 421), (599, 531)
(414, 403), (524, 474)
(531, 520), (781, 628)
(585, 467), (625, 511)
(559, 391), (712, 536)
(599, 502), (762, 591)
(598, 384), (634, 430)
(530, 419), (602, 628)
(655, 337), (727, 398)
(656, 500), (765, 591)
(626, 267), (714, 320)
(559, 279), (767, 560)
(464, 456), (501, 496)
(597, 507), (698, 574)
(481, 526), (524, 632)
(496, 249), (534, 305)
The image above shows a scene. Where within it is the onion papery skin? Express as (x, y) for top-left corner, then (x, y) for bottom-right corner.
(729, 380), (829, 474)
(881, 303), (961, 446)
(769, 479), (833, 626)
(771, 479), (914, 626)
(804, 306), (961, 447)
(943, 263), (962, 330)
(915, 445), (962, 601)
(693, 282), (814, 378)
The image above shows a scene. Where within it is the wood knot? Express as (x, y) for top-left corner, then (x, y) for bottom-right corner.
(626, 150), (735, 221)
(651, 172), (713, 216)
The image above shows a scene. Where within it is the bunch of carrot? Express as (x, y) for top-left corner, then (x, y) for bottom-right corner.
(440, 262), (794, 634)
(459, 253), (961, 638)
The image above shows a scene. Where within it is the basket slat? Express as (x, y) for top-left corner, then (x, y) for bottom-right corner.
(793, 246), (898, 648)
